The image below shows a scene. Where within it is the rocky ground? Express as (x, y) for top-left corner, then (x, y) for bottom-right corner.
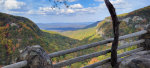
(96, 50), (150, 68)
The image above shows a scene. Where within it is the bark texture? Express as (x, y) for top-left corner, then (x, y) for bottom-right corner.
(104, 0), (120, 68)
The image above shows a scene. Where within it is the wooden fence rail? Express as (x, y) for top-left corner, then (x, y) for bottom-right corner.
(53, 39), (144, 68)
(2, 61), (27, 68)
(49, 30), (147, 58)
(2, 30), (148, 68)
(84, 47), (144, 68)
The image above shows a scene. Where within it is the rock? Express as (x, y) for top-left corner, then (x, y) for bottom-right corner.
(119, 50), (150, 68)
(132, 16), (143, 22)
(10, 23), (17, 27)
(17, 45), (53, 68)
(122, 17), (131, 23)
(95, 63), (112, 68)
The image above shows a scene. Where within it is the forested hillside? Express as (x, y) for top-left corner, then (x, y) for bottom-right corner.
(0, 12), (78, 65)
(61, 21), (101, 41)
(97, 6), (150, 39)
(62, 27), (97, 40)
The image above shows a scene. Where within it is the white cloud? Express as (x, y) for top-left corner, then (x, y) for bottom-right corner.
(38, 7), (75, 14)
(110, 0), (124, 4)
(27, 10), (46, 15)
(34, 3), (96, 15)
(39, 7), (55, 12)
(99, 0), (132, 10)
(28, 5), (96, 15)
(6, 11), (25, 14)
(70, 4), (83, 9)
(27, 10), (35, 14)
(0, 0), (25, 10)
(75, 7), (97, 13)
(95, 0), (125, 4)
(66, 9), (75, 13)
(68, 0), (77, 2)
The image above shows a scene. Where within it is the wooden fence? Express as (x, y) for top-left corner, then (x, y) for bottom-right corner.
(2, 28), (149, 68)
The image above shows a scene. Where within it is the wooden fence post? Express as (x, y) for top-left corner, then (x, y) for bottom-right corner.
(104, 0), (120, 68)
(17, 45), (53, 68)
(139, 25), (150, 50)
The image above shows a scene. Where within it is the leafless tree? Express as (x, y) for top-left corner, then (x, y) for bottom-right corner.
(104, 0), (120, 68)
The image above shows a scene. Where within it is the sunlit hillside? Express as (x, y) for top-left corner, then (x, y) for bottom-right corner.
(62, 27), (97, 40)
(0, 12), (79, 65)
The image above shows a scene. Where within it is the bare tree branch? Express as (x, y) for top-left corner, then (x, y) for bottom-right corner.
(104, 0), (120, 68)
(49, 0), (69, 8)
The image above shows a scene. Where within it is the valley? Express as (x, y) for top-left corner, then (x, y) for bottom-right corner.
(37, 22), (93, 32)
(0, 5), (150, 68)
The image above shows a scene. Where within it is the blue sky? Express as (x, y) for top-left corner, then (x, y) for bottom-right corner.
(0, 0), (150, 23)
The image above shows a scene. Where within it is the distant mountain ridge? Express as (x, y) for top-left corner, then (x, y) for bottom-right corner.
(37, 22), (93, 32)
(82, 21), (101, 29)
(42, 21), (100, 32)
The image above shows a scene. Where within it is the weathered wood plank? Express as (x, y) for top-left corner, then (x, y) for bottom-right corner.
(82, 47), (144, 68)
(119, 30), (147, 40)
(117, 39), (144, 50)
(49, 39), (113, 58)
(2, 60), (27, 68)
(53, 40), (144, 68)
(53, 50), (111, 68)
(2, 40), (144, 68)
(49, 30), (147, 58)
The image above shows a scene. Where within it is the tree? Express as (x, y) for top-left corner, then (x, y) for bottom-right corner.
(49, 0), (120, 68)
(104, 0), (120, 68)
(49, 0), (69, 8)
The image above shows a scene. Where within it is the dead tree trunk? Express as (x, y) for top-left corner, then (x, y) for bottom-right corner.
(104, 0), (120, 68)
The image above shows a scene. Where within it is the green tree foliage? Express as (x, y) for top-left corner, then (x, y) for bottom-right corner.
(0, 12), (78, 65)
